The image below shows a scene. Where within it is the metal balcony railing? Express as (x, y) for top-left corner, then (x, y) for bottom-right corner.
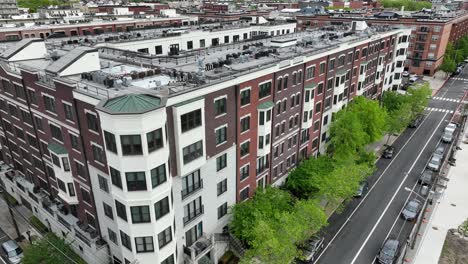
(181, 179), (203, 200)
(183, 206), (204, 226)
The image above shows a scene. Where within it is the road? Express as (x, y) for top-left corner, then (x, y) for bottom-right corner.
(314, 68), (468, 264)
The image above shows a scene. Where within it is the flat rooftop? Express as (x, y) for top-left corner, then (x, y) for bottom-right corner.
(2, 23), (402, 101)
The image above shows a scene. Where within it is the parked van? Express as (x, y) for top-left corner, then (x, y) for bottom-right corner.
(1, 240), (23, 264)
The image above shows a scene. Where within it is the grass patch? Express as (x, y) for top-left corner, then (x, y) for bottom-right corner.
(29, 216), (48, 234)
(3, 192), (18, 206)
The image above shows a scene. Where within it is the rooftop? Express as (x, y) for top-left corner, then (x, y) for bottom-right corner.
(0, 22), (405, 103)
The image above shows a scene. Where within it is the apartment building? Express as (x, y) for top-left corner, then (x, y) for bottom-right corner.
(0, 0), (18, 18)
(296, 11), (468, 75)
(0, 21), (409, 264)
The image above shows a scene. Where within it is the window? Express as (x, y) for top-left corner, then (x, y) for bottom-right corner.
(98, 175), (109, 193)
(240, 116), (250, 132)
(121, 135), (142, 155)
(81, 188), (91, 203)
(131, 206), (150, 223)
(63, 103), (74, 121)
(240, 141), (249, 157)
(182, 170), (202, 198)
(110, 167), (122, 189)
(216, 154), (227, 171)
(126, 172), (146, 191)
(329, 59), (335, 71)
(283, 76), (288, 89)
(50, 124), (63, 141)
(161, 255), (174, 264)
(186, 222), (203, 246)
(315, 102), (322, 113)
(57, 179), (66, 192)
(43, 96), (56, 113)
(103, 131), (117, 153)
(120, 231), (131, 251)
(215, 126), (227, 145)
(214, 98), (227, 116)
(21, 110), (32, 124)
(154, 197), (170, 220)
(240, 187), (249, 201)
(240, 89), (250, 106)
(319, 62), (325, 74)
(62, 157), (70, 171)
(327, 78), (333, 90)
(155, 45), (163, 54)
(135, 236), (154, 253)
(103, 203), (114, 219)
(92, 145), (105, 163)
(86, 113), (99, 132)
(27, 90), (37, 105)
(183, 197), (203, 224)
(217, 179), (227, 196)
(187, 40), (193, 50)
(158, 227), (172, 249)
(147, 129), (163, 152)
(183, 141), (203, 164)
(181, 109), (202, 132)
(277, 78), (282, 92)
(259, 82), (272, 99)
(70, 134), (80, 151)
(151, 164), (166, 188)
(218, 202), (228, 219)
(240, 165), (249, 180)
(108, 228), (118, 245)
(116, 200), (127, 221)
(292, 72), (297, 85)
(34, 116), (43, 131)
(15, 84), (26, 99)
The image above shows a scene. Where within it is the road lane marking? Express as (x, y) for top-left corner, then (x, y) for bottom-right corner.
(313, 110), (435, 264)
(350, 112), (448, 264)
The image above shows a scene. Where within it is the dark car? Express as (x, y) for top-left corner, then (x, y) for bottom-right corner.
(408, 114), (424, 128)
(297, 236), (324, 263)
(382, 146), (395, 159)
(418, 170), (434, 185)
(377, 238), (400, 264)
(355, 181), (369, 198)
(401, 199), (422, 221)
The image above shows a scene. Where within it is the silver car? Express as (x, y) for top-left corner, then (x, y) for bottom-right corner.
(442, 131), (453, 143)
(401, 199), (422, 221)
(1, 240), (23, 264)
(427, 155), (442, 171)
(433, 145), (445, 157)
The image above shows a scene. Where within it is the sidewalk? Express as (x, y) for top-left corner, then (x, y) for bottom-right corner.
(422, 71), (449, 96)
(0, 195), (41, 242)
(404, 119), (468, 264)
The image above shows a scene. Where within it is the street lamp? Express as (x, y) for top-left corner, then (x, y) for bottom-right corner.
(404, 186), (434, 200)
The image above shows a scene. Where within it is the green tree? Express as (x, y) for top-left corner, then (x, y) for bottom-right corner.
(23, 233), (86, 264)
(382, 91), (413, 144)
(350, 96), (388, 144)
(329, 109), (368, 160)
(406, 83), (431, 118)
(439, 57), (457, 75)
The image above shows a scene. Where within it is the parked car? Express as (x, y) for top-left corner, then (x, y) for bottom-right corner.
(401, 199), (422, 221)
(1, 240), (23, 264)
(442, 131), (454, 143)
(382, 146), (395, 159)
(445, 122), (457, 134)
(427, 155), (442, 171)
(355, 181), (369, 198)
(408, 114), (424, 128)
(418, 170), (434, 185)
(409, 75), (418, 83)
(298, 236), (324, 262)
(433, 144), (446, 157)
(402, 71), (410, 77)
(377, 237), (400, 264)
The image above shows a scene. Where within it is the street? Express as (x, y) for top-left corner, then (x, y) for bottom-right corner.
(314, 68), (467, 264)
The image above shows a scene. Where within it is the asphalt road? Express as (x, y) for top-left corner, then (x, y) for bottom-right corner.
(314, 68), (468, 264)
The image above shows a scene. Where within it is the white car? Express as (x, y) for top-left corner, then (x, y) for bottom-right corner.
(409, 75), (418, 83)
(402, 71), (410, 77)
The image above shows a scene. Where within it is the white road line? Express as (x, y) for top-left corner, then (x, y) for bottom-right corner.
(312, 110), (434, 264)
(350, 112), (448, 264)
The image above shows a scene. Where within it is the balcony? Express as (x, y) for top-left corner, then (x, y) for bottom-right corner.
(181, 180), (203, 200)
(183, 206), (204, 226)
(184, 233), (214, 263)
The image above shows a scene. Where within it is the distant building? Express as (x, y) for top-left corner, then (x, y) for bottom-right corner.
(0, 0), (18, 18)
(297, 10), (468, 75)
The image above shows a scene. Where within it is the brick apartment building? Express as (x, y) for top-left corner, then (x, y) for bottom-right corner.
(297, 11), (468, 75)
(0, 21), (409, 264)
